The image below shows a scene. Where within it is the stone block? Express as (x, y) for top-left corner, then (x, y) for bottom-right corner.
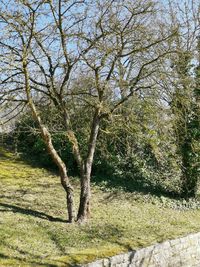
(110, 254), (126, 265)
(87, 259), (104, 267)
(103, 259), (110, 267)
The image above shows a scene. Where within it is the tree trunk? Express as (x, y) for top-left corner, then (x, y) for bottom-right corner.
(22, 57), (75, 222)
(36, 120), (76, 222)
(39, 125), (76, 222)
(60, 172), (75, 223)
(77, 109), (100, 223)
(77, 173), (91, 222)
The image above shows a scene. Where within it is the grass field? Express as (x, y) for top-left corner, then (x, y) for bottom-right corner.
(1, 147), (200, 266)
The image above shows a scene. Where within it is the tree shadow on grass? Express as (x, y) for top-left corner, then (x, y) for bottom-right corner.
(0, 203), (67, 223)
(0, 253), (9, 259)
(93, 173), (181, 200)
(0, 150), (12, 160)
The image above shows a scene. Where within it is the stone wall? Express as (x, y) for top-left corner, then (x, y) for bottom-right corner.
(80, 232), (200, 267)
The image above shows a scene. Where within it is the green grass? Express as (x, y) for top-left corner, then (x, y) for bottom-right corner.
(1, 147), (200, 266)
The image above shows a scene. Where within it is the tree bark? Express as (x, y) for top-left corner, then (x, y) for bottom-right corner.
(77, 109), (100, 222)
(22, 56), (75, 222)
(41, 127), (75, 222)
(77, 173), (91, 222)
(30, 108), (76, 223)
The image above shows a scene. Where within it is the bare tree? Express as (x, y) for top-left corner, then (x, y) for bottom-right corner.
(0, 0), (176, 222)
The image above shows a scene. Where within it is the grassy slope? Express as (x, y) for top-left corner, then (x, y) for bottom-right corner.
(1, 148), (200, 266)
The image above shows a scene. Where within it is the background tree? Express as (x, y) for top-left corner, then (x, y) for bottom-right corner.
(156, 0), (200, 198)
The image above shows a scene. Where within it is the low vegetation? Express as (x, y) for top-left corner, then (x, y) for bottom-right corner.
(1, 148), (200, 267)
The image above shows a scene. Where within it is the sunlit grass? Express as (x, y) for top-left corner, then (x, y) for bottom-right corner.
(1, 149), (200, 266)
